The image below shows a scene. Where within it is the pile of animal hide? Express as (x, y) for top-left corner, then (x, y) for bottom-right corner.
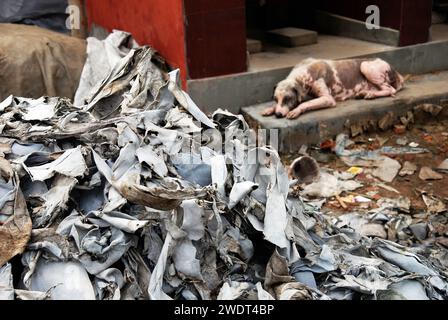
(0, 31), (447, 300)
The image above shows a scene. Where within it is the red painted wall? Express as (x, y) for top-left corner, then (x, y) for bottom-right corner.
(184, 0), (247, 79)
(85, 0), (187, 86)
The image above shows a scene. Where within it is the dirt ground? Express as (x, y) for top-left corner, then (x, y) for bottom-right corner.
(282, 119), (448, 217)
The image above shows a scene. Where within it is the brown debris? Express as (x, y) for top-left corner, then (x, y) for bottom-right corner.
(350, 123), (363, 137)
(393, 125), (406, 135)
(0, 181), (32, 267)
(264, 250), (295, 298)
(414, 104), (443, 117)
(400, 111), (414, 127)
(0, 157), (14, 181)
(335, 194), (348, 209)
(378, 112), (395, 131)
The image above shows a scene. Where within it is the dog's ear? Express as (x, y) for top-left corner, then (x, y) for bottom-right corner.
(272, 85), (277, 100)
(292, 87), (300, 104)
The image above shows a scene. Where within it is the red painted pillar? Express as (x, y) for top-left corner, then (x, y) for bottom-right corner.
(84, 0), (247, 86)
(399, 0), (432, 46)
(183, 0), (247, 79)
(85, 0), (188, 86)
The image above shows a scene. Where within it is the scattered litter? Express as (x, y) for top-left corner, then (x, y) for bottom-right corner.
(419, 167), (444, 181)
(437, 159), (448, 172)
(350, 123), (363, 137)
(393, 125), (406, 135)
(335, 134), (402, 183)
(374, 197), (412, 214)
(1, 30), (447, 301)
(399, 161), (417, 177)
(409, 142), (419, 148)
(346, 167), (363, 176)
(414, 103), (443, 117)
(378, 112), (395, 131)
(376, 136), (389, 147)
(375, 183), (401, 194)
(354, 195), (371, 203)
(319, 139), (335, 151)
(400, 111), (414, 127)
(335, 195), (348, 209)
(301, 170), (363, 198)
(380, 146), (429, 155)
(422, 194), (447, 213)
(396, 137), (408, 146)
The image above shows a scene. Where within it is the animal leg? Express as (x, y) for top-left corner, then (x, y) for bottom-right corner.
(287, 79), (336, 119)
(362, 86), (397, 99)
(360, 60), (397, 99)
(262, 105), (276, 116)
(287, 96), (336, 119)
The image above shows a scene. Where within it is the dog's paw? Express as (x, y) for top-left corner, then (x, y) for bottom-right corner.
(261, 106), (275, 116)
(286, 108), (303, 119)
(364, 92), (376, 99)
(356, 91), (367, 99)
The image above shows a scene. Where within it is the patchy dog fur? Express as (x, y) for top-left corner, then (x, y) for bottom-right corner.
(263, 58), (405, 119)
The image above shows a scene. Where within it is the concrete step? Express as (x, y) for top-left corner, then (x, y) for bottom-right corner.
(247, 38), (263, 53)
(188, 39), (448, 115)
(267, 27), (318, 47)
(241, 71), (448, 153)
(316, 10), (400, 46)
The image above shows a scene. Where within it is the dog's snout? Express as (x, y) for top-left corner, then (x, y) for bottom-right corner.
(275, 112), (284, 118)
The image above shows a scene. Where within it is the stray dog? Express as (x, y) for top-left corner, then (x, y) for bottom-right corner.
(262, 58), (404, 119)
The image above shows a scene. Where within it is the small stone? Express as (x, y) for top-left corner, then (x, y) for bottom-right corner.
(409, 142), (419, 148)
(419, 166), (443, 180)
(409, 223), (428, 240)
(399, 161), (417, 177)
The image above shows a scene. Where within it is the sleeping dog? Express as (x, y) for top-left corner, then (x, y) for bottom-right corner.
(262, 58), (404, 119)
